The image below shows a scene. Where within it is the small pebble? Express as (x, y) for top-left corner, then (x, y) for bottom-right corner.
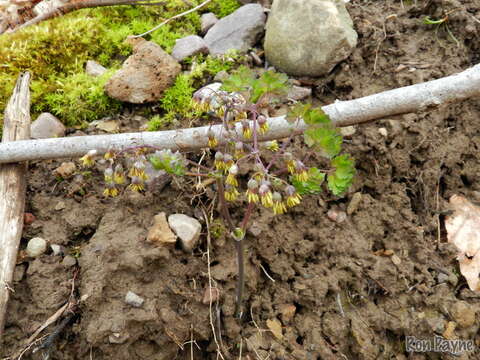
(125, 291), (144, 308)
(147, 212), (176, 245)
(53, 162), (76, 179)
(378, 127), (388, 137)
(168, 214), (202, 252)
(50, 244), (63, 256)
(26, 237), (47, 257)
(347, 192), (362, 215)
(340, 126), (356, 137)
(24, 212), (36, 225)
(327, 209), (347, 223)
(62, 255), (77, 267)
(202, 287), (220, 304)
(437, 273), (449, 284)
(85, 60), (107, 77)
(451, 301), (476, 328)
(54, 201), (66, 211)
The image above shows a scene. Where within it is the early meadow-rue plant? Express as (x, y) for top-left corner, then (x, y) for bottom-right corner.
(77, 66), (356, 317)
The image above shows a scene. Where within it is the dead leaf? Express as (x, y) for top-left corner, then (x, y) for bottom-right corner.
(266, 318), (283, 340)
(445, 195), (480, 291)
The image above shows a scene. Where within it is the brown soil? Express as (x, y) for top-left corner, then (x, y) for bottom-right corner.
(3, 0), (480, 359)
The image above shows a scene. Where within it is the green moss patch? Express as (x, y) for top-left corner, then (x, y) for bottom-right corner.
(0, 0), (241, 136)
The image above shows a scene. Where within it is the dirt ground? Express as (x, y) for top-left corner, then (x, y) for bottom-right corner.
(2, 0), (480, 359)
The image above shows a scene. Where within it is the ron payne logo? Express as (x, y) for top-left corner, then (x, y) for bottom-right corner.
(406, 336), (475, 355)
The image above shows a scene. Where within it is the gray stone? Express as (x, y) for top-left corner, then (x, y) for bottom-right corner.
(201, 12), (218, 34)
(85, 60), (107, 77)
(31, 113), (66, 139)
(451, 301), (476, 328)
(168, 214), (202, 252)
(125, 291), (144, 307)
(26, 237), (47, 257)
(264, 0), (358, 77)
(105, 37), (181, 103)
(13, 265), (26, 282)
(62, 255), (77, 267)
(287, 85), (312, 101)
(171, 35), (209, 61)
(204, 4), (266, 55)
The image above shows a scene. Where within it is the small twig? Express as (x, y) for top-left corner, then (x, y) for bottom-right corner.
(201, 208), (226, 360)
(336, 293), (345, 317)
(259, 263), (275, 283)
(133, 0), (212, 38)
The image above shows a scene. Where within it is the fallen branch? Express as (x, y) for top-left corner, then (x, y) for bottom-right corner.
(132, 0), (212, 38)
(0, 64), (480, 164)
(6, 0), (164, 34)
(0, 72), (31, 342)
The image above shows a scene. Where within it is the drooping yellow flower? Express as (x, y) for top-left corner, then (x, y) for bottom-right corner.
(259, 182), (273, 208)
(224, 186), (239, 202)
(272, 192), (287, 215)
(79, 150), (97, 167)
(226, 164), (239, 187)
(128, 176), (145, 192)
(285, 185), (302, 208)
(246, 179), (259, 203)
(258, 115), (269, 135)
(266, 140), (279, 152)
(129, 161), (148, 181)
(103, 183), (119, 197)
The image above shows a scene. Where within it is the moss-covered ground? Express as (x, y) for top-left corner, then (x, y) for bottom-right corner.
(0, 0), (242, 135)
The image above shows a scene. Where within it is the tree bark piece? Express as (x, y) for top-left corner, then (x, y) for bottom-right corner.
(0, 72), (31, 342)
(0, 64), (480, 164)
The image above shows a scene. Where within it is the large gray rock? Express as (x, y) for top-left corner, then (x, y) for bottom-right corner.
(31, 112), (66, 139)
(264, 0), (357, 77)
(171, 35), (209, 61)
(204, 4), (266, 55)
(105, 37), (181, 103)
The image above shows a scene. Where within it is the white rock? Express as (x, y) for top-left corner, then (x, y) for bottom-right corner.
(168, 214), (202, 252)
(201, 12), (218, 34)
(31, 113), (66, 139)
(85, 60), (107, 77)
(378, 127), (388, 137)
(171, 35), (209, 61)
(26, 237), (47, 257)
(50, 244), (63, 256)
(125, 291), (144, 307)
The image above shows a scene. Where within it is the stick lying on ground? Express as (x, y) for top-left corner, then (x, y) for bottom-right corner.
(0, 64), (479, 165)
(0, 72), (31, 342)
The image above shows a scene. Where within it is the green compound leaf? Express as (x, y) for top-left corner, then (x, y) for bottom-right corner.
(303, 108), (330, 125)
(286, 103), (311, 123)
(304, 126), (343, 158)
(292, 167), (325, 195)
(251, 70), (289, 103)
(327, 154), (355, 196)
(148, 151), (186, 176)
(221, 65), (255, 93)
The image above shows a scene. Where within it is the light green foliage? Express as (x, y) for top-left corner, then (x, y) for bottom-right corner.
(222, 66), (289, 103)
(286, 102), (355, 195)
(35, 71), (122, 127)
(149, 149), (186, 176)
(327, 155), (356, 196)
(205, 0), (241, 18)
(291, 168), (325, 195)
(147, 53), (241, 131)
(0, 0), (240, 135)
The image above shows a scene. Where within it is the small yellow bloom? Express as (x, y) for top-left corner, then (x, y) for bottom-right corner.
(104, 150), (116, 160)
(293, 170), (309, 183)
(103, 185), (119, 197)
(79, 150), (97, 167)
(266, 140), (279, 152)
(286, 193), (302, 207)
(273, 200), (287, 215)
(242, 127), (252, 139)
(286, 160), (296, 174)
(259, 122), (269, 135)
(129, 161), (148, 181)
(246, 189), (259, 203)
(114, 172), (126, 185)
(128, 182), (145, 192)
(208, 137), (218, 148)
(226, 173), (238, 187)
(260, 191), (273, 208)
(225, 187), (239, 202)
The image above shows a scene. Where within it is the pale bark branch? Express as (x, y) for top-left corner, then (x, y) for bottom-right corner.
(0, 64), (479, 165)
(0, 72), (31, 342)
